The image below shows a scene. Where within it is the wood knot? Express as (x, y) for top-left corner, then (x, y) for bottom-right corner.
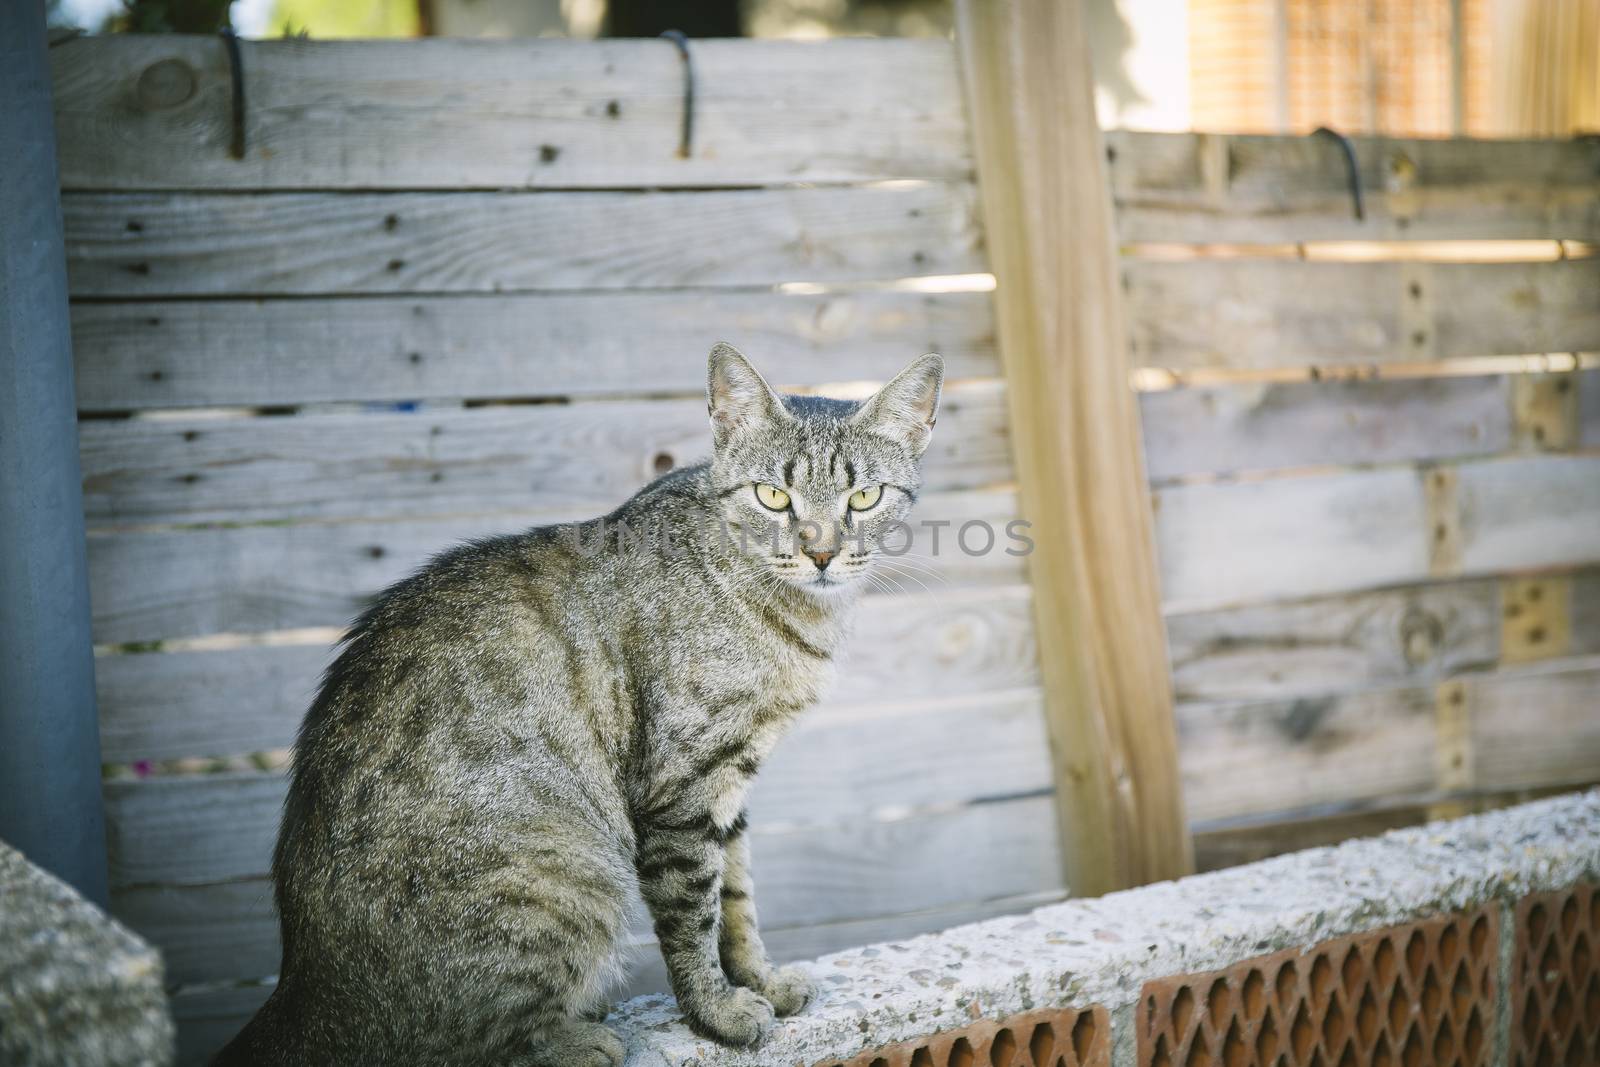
(136, 58), (198, 111)
(1399, 606), (1444, 666)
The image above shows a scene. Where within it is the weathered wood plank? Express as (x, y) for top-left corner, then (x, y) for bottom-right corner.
(1192, 805), (1432, 873)
(1155, 455), (1600, 610)
(80, 382), (1012, 526)
(1154, 466), (1428, 610)
(1178, 658), (1600, 823)
(1189, 782), (1596, 872)
(69, 290), (999, 411)
(1140, 375), (1512, 480)
(1176, 686), (1440, 823)
(1125, 259), (1600, 371)
(170, 984), (274, 1067)
(85, 488), (1025, 644)
(62, 185), (982, 298)
(1470, 661), (1600, 791)
(1580, 369), (1600, 448)
(105, 769), (1061, 915)
(1164, 578), (1501, 704)
(51, 37), (972, 191)
(955, 0), (1190, 894)
(95, 587), (1042, 763)
(1457, 454), (1600, 577)
(1108, 131), (1600, 242)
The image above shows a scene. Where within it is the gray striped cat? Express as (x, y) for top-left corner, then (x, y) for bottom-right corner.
(215, 345), (944, 1066)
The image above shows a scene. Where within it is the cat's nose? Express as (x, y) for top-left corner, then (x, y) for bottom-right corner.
(804, 548), (835, 570)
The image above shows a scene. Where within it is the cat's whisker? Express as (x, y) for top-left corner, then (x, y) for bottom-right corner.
(874, 553), (947, 580)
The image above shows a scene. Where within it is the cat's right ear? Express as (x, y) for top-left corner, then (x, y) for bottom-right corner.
(707, 342), (785, 447)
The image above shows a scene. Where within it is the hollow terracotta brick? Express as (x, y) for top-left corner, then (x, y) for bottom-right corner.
(810, 1004), (1110, 1067)
(1512, 882), (1600, 1067)
(1137, 907), (1498, 1067)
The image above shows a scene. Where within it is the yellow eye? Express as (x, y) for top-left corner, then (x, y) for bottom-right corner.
(848, 485), (883, 511)
(754, 483), (790, 511)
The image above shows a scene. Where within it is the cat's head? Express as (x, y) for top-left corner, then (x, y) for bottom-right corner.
(706, 342), (943, 595)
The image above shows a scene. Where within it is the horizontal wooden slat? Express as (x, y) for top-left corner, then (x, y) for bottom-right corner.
(95, 586), (1041, 763)
(1178, 660), (1600, 823)
(85, 488), (1024, 644)
(105, 767), (1060, 906)
(1156, 465), (1428, 610)
(1582, 370), (1600, 448)
(1190, 782), (1597, 873)
(1470, 661), (1600, 791)
(1140, 374), (1512, 480)
(1165, 577), (1501, 704)
(80, 382), (1012, 526)
(70, 290), (998, 411)
(1155, 454), (1600, 610)
(1126, 258), (1600, 370)
(51, 37), (972, 191)
(164, 889), (1063, 1066)
(1456, 454), (1600, 576)
(62, 184), (982, 298)
(171, 984), (274, 1067)
(1177, 686), (1438, 823)
(1109, 131), (1600, 242)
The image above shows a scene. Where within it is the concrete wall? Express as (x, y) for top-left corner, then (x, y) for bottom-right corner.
(0, 841), (173, 1067)
(615, 790), (1600, 1065)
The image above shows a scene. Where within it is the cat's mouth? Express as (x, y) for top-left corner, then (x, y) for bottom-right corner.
(805, 570), (860, 594)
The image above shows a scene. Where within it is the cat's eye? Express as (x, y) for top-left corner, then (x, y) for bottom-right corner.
(848, 485), (883, 511)
(753, 483), (790, 511)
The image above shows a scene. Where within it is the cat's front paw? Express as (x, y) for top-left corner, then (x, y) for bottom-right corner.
(760, 966), (816, 1017)
(685, 986), (775, 1048)
(528, 1020), (624, 1067)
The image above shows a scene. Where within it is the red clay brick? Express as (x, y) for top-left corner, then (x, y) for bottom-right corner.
(1512, 883), (1600, 1067)
(1137, 907), (1498, 1067)
(811, 1004), (1110, 1067)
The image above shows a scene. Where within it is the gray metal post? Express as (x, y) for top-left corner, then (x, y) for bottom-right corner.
(0, 1), (109, 907)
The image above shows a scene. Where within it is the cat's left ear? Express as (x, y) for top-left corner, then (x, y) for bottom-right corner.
(852, 353), (944, 456)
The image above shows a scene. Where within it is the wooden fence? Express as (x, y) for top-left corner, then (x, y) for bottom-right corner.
(1111, 130), (1600, 860)
(49, 33), (1600, 1063)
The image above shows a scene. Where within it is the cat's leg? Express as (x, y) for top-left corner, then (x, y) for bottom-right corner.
(717, 809), (815, 1017)
(488, 837), (630, 1067)
(636, 811), (775, 1047)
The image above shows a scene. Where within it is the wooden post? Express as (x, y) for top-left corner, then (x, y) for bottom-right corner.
(954, 0), (1192, 893)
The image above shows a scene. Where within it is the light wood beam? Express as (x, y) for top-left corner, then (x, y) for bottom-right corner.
(954, 0), (1192, 893)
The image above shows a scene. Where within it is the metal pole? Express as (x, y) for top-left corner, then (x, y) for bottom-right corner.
(0, 0), (109, 907)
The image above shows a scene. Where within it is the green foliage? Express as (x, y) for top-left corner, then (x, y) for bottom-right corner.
(266, 0), (418, 38)
(115, 0), (234, 32)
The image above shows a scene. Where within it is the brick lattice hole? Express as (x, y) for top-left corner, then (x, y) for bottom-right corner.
(1138, 907), (1498, 1067)
(813, 1005), (1110, 1067)
(1513, 883), (1600, 1067)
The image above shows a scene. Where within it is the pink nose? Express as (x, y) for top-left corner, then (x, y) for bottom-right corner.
(806, 550), (835, 570)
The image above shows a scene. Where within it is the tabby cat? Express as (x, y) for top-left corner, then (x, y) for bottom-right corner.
(214, 344), (944, 1066)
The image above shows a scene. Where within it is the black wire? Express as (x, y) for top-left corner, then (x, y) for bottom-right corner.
(1312, 126), (1365, 222)
(220, 27), (246, 160)
(659, 30), (694, 160)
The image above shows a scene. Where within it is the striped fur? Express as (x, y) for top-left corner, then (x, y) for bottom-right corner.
(214, 346), (943, 1066)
